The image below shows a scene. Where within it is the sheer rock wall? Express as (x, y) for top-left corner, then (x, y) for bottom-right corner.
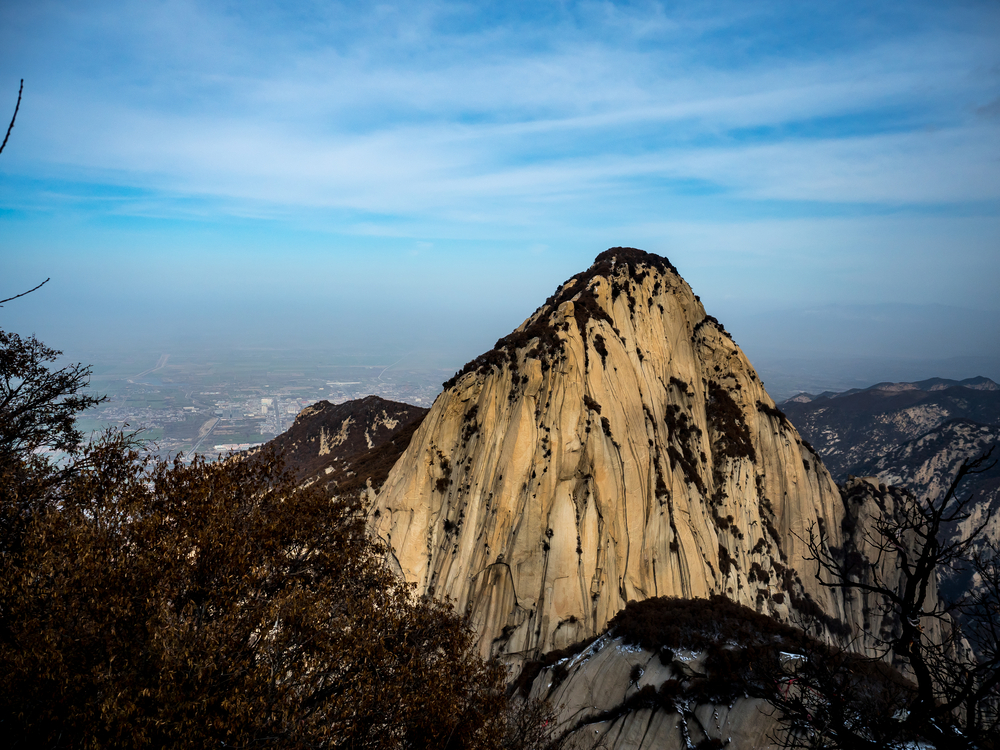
(373, 249), (867, 659)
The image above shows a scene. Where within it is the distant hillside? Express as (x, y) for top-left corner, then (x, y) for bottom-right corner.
(780, 376), (1000, 481)
(781, 378), (1000, 601)
(263, 395), (428, 496)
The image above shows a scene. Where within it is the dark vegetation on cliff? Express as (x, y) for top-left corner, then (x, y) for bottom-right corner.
(706, 382), (756, 463)
(263, 395), (428, 494)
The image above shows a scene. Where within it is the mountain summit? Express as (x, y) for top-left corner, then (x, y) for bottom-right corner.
(373, 249), (858, 659)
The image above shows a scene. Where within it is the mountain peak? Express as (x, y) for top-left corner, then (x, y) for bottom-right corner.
(264, 396), (427, 490)
(443, 247), (719, 390)
(377, 247), (853, 660)
(593, 246), (679, 276)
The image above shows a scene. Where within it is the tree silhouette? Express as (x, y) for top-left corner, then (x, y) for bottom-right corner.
(767, 450), (1000, 749)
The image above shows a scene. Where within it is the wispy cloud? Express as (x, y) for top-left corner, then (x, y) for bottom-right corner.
(4, 0), (998, 219)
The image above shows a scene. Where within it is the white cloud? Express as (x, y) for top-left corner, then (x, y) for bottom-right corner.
(5, 0), (996, 223)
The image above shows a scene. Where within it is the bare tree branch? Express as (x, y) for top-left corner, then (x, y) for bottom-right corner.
(0, 278), (50, 307)
(0, 79), (23, 156)
(785, 447), (1000, 747)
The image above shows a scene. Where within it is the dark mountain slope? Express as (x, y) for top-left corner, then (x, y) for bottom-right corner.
(263, 396), (428, 494)
(781, 379), (1000, 603)
(781, 378), (1000, 481)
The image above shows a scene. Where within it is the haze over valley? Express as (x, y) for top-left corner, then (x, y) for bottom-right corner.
(75, 348), (449, 460)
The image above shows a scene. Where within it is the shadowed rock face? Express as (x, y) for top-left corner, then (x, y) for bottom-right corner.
(265, 395), (427, 495)
(528, 638), (779, 749)
(517, 596), (804, 749)
(373, 248), (866, 660)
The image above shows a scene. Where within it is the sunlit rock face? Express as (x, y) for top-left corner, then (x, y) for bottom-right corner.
(372, 248), (856, 659)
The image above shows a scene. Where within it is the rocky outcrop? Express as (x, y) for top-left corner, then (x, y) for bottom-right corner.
(372, 248), (863, 660)
(512, 596), (805, 749)
(528, 638), (779, 749)
(264, 395), (427, 494)
(517, 592), (931, 750)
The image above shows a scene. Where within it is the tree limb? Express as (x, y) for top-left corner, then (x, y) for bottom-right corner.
(0, 79), (22, 156)
(0, 278), (49, 307)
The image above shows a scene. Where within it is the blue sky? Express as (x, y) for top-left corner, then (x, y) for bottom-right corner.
(1, 1), (998, 386)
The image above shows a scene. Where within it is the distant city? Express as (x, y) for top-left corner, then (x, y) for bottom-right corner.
(73, 343), (1000, 464)
(75, 349), (452, 461)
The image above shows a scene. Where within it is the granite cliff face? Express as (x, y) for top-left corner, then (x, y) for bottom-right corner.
(517, 597), (798, 749)
(514, 479), (946, 750)
(373, 249), (858, 659)
(527, 637), (778, 749)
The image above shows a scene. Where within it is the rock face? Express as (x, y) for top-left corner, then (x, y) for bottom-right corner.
(264, 395), (428, 494)
(507, 481), (943, 750)
(528, 638), (779, 749)
(373, 249), (857, 659)
(514, 596), (807, 749)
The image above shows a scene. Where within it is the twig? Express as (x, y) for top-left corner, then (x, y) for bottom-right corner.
(0, 78), (23, 156)
(0, 278), (50, 307)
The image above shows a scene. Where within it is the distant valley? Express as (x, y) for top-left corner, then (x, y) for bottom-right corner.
(75, 349), (446, 461)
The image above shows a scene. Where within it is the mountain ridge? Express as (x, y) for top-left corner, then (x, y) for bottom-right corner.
(779, 378), (1000, 482)
(785, 375), (998, 405)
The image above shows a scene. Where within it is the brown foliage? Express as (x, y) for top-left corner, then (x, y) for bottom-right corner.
(0, 324), (563, 750)
(1, 441), (514, 748)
